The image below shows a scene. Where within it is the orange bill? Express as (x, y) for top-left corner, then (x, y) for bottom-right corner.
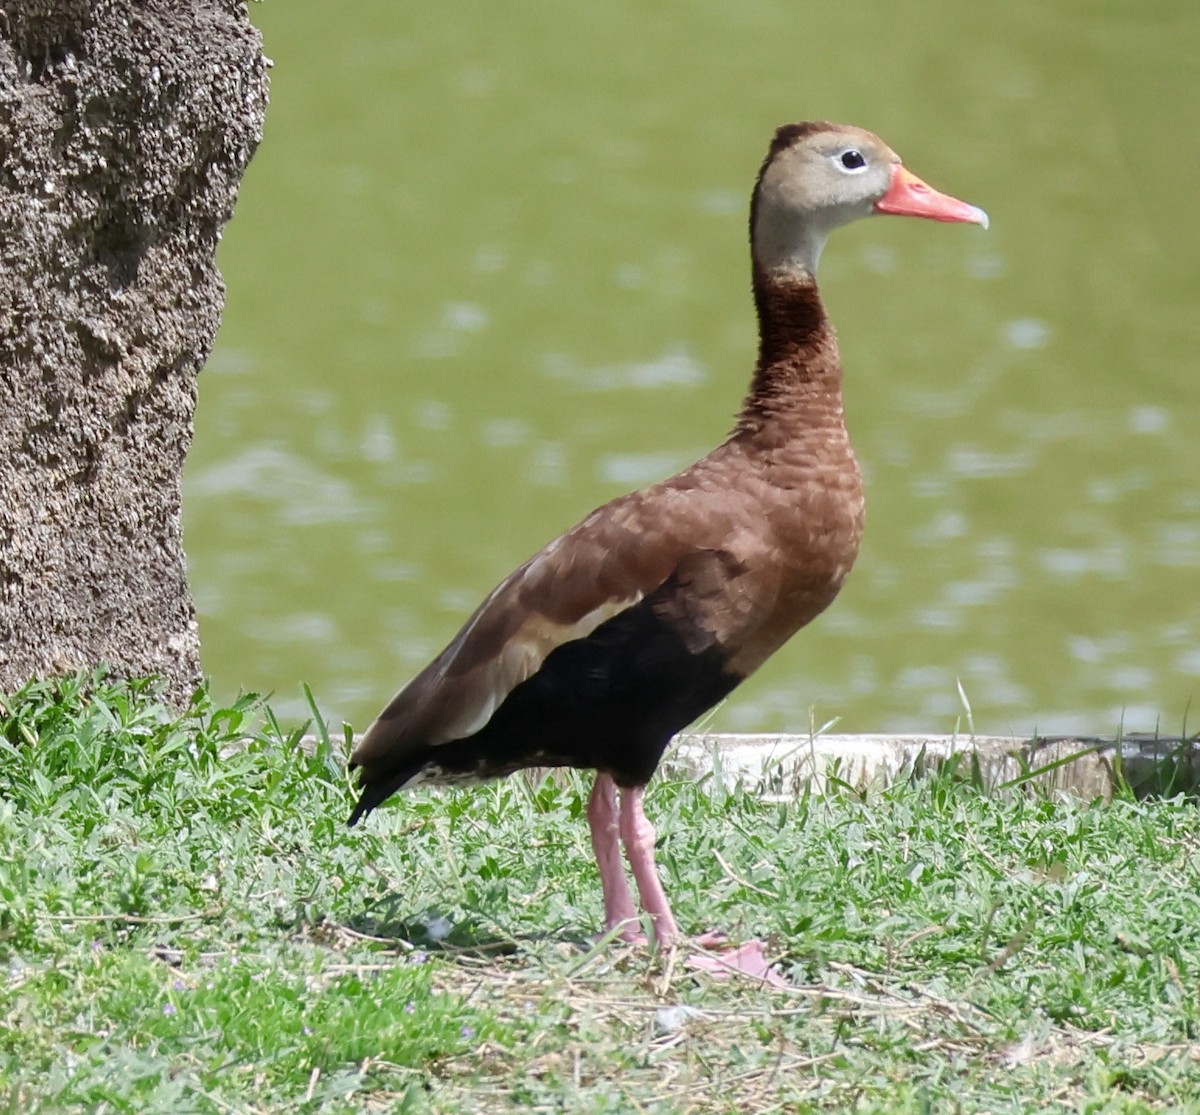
(875, 165), (989, 228)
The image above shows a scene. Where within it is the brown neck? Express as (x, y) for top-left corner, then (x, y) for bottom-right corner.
(734, 264), (842, 437)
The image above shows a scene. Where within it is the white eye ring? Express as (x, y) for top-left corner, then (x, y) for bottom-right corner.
(836, 149), (868, 173)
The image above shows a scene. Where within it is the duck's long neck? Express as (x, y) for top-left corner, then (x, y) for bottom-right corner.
(734, 264), (843, 438)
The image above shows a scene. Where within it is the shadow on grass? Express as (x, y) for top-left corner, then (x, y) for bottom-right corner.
(341, 897), (577, 958)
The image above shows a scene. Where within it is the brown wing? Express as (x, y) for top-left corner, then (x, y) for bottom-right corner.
(349, 459), (778, 774)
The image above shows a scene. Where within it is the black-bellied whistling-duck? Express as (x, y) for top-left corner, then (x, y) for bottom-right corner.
(349, 122), (986, 967)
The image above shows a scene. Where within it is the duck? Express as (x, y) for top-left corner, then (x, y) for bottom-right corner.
(348, 121), (987, 968)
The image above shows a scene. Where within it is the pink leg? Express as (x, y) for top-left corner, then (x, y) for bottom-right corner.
(594, 779), (787, 984)
(617, 785), (681, 947)
(587, 773), (640, 940)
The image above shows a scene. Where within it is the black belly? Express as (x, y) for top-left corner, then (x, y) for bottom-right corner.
(412, 594), (741, 790)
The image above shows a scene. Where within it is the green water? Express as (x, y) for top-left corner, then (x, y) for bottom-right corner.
(186, 0), (1200, 735)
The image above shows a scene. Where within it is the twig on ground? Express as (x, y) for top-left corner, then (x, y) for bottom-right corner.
(711, 847), (779, 899)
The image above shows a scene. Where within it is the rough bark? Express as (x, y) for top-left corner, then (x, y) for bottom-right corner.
(0, 1), (267, 703)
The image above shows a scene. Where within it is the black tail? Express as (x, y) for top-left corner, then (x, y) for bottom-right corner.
(346, 763), (421, 826)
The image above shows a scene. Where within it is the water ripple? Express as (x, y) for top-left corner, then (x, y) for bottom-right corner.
(542, 346), (706, 391)
(188, 446), (369, 526)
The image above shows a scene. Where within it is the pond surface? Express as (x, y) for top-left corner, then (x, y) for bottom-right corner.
(185, 0), (1200, 736)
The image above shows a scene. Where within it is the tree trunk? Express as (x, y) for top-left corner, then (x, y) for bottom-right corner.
(0, 1), (267, 704)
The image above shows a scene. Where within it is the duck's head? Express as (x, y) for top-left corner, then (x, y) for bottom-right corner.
(751, 121), (988, 277)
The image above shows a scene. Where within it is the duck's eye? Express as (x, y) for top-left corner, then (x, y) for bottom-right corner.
(839, 149), (867, 171)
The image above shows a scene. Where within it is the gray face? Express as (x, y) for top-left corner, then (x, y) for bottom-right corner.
(752, 125), (899, 276)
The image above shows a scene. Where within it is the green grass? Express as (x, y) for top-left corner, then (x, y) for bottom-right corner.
(2, 672), (1199, 1113)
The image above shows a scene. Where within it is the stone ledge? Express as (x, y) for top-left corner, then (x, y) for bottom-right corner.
(664, 733), (1200, 801)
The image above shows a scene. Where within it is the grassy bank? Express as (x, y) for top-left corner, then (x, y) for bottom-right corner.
(1, 673), (1198, 1112)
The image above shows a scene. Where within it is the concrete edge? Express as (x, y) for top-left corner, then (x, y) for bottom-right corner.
(662, 733), (1200, 801)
